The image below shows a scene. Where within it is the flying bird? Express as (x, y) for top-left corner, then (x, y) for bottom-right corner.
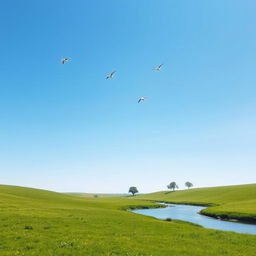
(61, 58), (70, 64)
(153, 64), (163, 71)
(138, 96), (148, 103)
(106, 71), (116, 79)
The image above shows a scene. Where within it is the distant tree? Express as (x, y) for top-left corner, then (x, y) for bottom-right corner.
(129, 186), (139, 196)
(167, 182), (178, 191)
(94, 194), (98, 198)
(185, 182), (193, 189)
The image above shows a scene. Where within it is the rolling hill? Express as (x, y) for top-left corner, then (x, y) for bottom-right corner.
(0, 184), (255, 256)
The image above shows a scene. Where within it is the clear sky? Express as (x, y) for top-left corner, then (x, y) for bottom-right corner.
(0, 0), (255, 193)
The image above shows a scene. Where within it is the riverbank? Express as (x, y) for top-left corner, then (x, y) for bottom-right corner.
(133, 199), (256, 224)
(200, 207), (256, 224)
(131, 203), (256, 235)
(136, 184), (256, 224)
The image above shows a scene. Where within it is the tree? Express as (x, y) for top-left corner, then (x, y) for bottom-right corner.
(185, 181), (193, 189)
(129, 186), (138, 196)
(167, 182), (178, 191)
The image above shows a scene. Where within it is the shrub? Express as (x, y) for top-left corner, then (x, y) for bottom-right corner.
(24, 225), (33, 230)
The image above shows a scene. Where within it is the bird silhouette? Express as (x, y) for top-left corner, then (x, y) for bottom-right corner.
(106, 71), (116, 79)
(153, 64), (163, 71)
(61, 58), (70, 64)
(138, 96), (148, 103)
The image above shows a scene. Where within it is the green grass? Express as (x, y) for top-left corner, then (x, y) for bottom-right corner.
(136, 184), (256, 223)
(0, 184), (255, 256)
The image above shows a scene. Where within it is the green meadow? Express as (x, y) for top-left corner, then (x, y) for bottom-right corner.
(0, 184), (256, 256)
(136, 184), (256, 223)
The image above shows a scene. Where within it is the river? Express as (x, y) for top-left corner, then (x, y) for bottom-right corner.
(132, 203), (256, 235)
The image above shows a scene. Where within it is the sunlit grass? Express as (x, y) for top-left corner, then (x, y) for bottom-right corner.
(0, 185), (255, 256)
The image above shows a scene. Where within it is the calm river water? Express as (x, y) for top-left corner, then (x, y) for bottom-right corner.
(133, 203), (256, 235)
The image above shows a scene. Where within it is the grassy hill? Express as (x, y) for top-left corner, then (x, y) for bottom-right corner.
(136, 184), (256, 222)
(0, 184), (255, 256)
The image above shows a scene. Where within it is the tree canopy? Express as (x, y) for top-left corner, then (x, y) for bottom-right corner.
(185, 182), (193, 189)
(129, 186), (138, 196)
(167, 182), (178, 191)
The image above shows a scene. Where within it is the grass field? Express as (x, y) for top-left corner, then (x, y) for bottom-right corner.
(136, 184), (256, 223)
(0, 185), (256, 256)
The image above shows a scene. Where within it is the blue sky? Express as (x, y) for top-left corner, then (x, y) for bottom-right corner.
(0, 0), (255, 193)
